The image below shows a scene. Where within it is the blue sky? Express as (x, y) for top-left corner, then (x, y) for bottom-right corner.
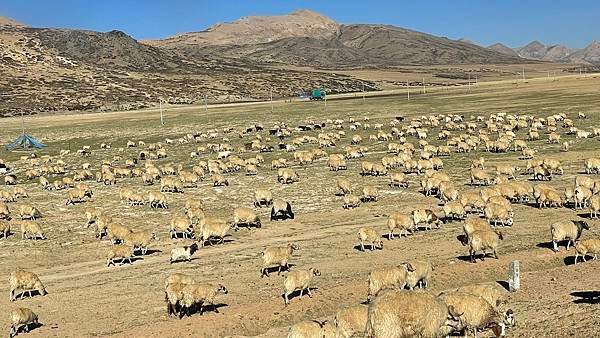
(1, 0), (597, 48)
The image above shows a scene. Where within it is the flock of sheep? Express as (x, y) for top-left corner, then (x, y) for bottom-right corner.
(1, 109), (600, 337)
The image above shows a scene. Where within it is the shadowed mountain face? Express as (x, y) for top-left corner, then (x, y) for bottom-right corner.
(505, 40), (600, 64)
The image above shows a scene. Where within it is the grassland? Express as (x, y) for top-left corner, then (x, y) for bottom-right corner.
(1, 73), (600, 337)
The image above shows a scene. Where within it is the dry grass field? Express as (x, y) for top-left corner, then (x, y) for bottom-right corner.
(1, 74), (600, 338)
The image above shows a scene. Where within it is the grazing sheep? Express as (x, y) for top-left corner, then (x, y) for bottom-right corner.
(0, 189), (16, 202)
(278, 168), (299, 184)
(443, 201), (466, 222)
(343, 195), (361, 209)
(471, 168), (492, 186)
(574, 186), (593, 209)
(465, 230), (504, 262)
(180, 283), (228, 317)
(12, 187), (28, 199)
(170, 243), (199, 264)
(364, 290), (462, 338)
(125, 230), (158, 255)
(452, 283), (508, 310)
(211, 174), (229, 187)
(463, 217), (492, 241)
(197, 217), (231, 247)
(574, 238), (600, 263)
(405, 260), (432, 290)
(389, 172), (409, 188)
(387, 212), (415, 239)
(20, 221), (46, 240)
(0, 220), (10, 239)
(271, 199), (294, 221)
(18, 205), (41, 220)
(412, 208), (442, 231)
(334, 304), (368, 338)
(65, 187), (92, 206)
(261, 243), (299, 277)
(0, 202), (10, 220)
(9, 308), (39, 338)
(336, 178), (352, 195)
(358, 227), (383, 251)
(4, 175), (17, 185)
(106, 245), (135, 267)
(161, 177), (184, 193)
(148, 191), (168, 209)
(106, 223), (132, 244)
(284, 267), (321, 305)
(368, 265), (408, 300)
(253, 189), (273, 207)
(589, 195), (600, 218)
(9, 269), (47, 301)
(550, 220), (589, 251)
(361, 186), (379, 202)
(287, 320), (335, 338)
(439, 292), (515, 338)
(170, 215), (194, 239)
(233, 207), (261, 228)
(484, 203), (514, 227)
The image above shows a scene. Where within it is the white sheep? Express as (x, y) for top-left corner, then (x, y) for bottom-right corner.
(170, 215), (194, 239)
(197, 217), (231, 247)
(368, 265), (408, 300)
(20, 221), (46, 240)
(287, 320), (335, 338)
(405, 260), (432, 290)
(365, 290), (462, 338)
(484, 202), (514, 227)
(387, 212), (415, 239)
(0, 220), (10, 239)
(412, 208), (442, 231)
(358, 227), (383, 251)
(361, 186), (379, 202)
(334, 304), (368, 338)
(253, 189), (273, 207)
(9, 269), (47, 301)
(271, 199), (294, 221)
(106, 245), (136, 267)
(284, 267), (321, 305)
(465, 230), (504, 262)
(125, 230), (158, 255)
(0, 202), (10, 220)
(18, 205), (41, 221)
(170, 243), (199, 264)
(261, 243), (299, 277)
(10, 307), (39, 338)
(343, 195), (361, 209)
(233, 207), (261, 228)
(443, 201), (466, 222)
(550, 220), (589, 251)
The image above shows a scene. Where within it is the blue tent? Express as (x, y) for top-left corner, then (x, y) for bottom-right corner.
(5, 134), (46, 151)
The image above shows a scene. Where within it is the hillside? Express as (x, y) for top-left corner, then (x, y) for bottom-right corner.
(488, 43), (519, 57)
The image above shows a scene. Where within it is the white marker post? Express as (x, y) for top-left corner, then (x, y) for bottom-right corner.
(407, 81), (410, 101)
(159, 100), (164, 126)
(508, 261), (520, 292)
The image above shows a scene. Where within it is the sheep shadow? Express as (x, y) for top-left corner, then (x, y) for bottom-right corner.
(535, 242), (555, 250)
(262, 263), (296, 276)
(12, 290), (45, 300)
(281, 287), (319, 303)
(456, 234), (467, 245)
(0, 231), (13, 239)
(182, 303), (228, 317)
(200, 238), (234, 247)
(170, 257), (201, 264)
(12, 322), (42, 336)
(576, 212), (596, 219)
(571, 291), (600, 304)
(109, 256), (144, 267)
(563, 256), (577, 266)
(353, 244), (383, 252)
(496, 280), (510, 292)
(135, 248), (162, 256)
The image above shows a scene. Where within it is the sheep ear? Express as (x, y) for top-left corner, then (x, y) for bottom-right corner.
(406, 263), (415, 272)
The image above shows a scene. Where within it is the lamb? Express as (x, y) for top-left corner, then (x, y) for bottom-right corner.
(65, 187), (92, 205)
(170, 215), (194, 239)
(180, 283), (228, 317)
(284, 267), (321, 305)
(443, 201), (466, 222)
(197, 217), (231, 246)
(361, 186), (379, 202)
(465, 229), (504, 262)
(261, 243), (299, 277)
(0, 220), (10, 239)
(364, 290), (462, 338)
(336, 178), (352, 195)
(287, 320), (335, 338)
(334, 304), (368, 338)
(550, 220), (589, 251)
(125, 230), (158, 255)
(9, 269), (47, 301)
(271, 199), (294, 221)
(9, 308), (39, 338)
(106, 245), (136, 267)
(358, 227), (383, 251)
(387, 212), (416, 239)
(20, 221), (46, 240)
(439, 292), (515, 338)
(170, 243), (199, 263)
(253, 189), (273, 207)
(233, 207), (261, 228)
(574, 238), (600, 263)
(405, 260), (433, 290)
(368, 265), (408, 300)
(148, 191), (168, 209)
(18, 205), (41, 220)
(412, 208), (442, 230)
(343, 195), (361, 209)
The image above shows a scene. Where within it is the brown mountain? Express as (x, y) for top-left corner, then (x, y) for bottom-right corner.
(150, 11), (526, 67)
(145, 9), (339, 48)
(542, 45), (576, 62)
(515, 41), (548, 59)
(0, 16), (26, 27)
(487, 43), (519, 57)
(566, 41), (600, 64)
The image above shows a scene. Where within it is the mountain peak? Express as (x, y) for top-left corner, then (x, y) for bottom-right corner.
(0, 16), (27, 27)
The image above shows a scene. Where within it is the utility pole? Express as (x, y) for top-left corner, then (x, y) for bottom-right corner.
(468, 72), (471, 91)
(407, 81), (410, 101)
(270, 88), (273, 113)
(422, 77), (425, 94)
(522, 67), (525, 82)
(362, 82), (365, 103)
(324, 90), (327, 112)
(204, 93), (208, 113)
(21, 111), (25, 135)
(159, 99), (164, 126)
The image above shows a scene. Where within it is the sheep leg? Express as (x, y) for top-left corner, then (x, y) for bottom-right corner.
(583, 255), (588, 262)
(567, 240), (572, 250)
(284, 293), (290, 305)
(360, 242), (365, 252)
(494, 250), (499, 259)
(278, 265), (282, 275)
(307, 288), (313, 298)
(388, 231), (393, 240)
(553, 241), (559, 252)
(575, 254), (579, 264)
